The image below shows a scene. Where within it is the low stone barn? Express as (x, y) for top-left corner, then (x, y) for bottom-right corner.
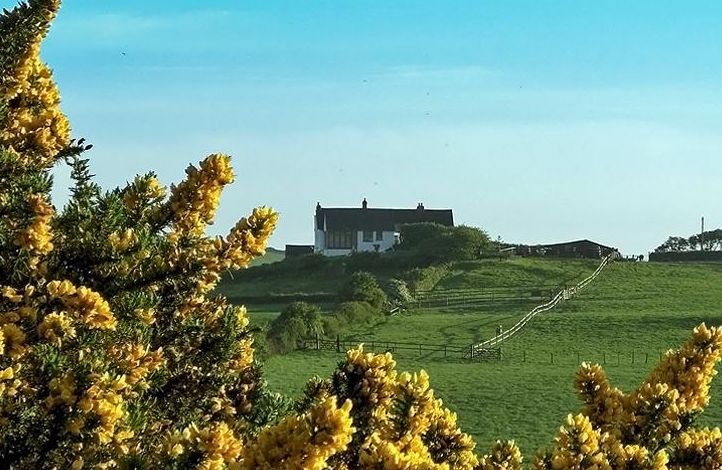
(516, 239), (619, 259)
(285, 244), (314, 257)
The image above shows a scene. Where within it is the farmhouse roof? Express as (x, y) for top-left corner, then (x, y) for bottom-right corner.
(539, 239), (617, 251)
(316, 201), (454, 231)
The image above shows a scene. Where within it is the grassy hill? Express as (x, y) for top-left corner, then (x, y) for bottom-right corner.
(243, 259), (722, 458)
(250, 247), (285, 266)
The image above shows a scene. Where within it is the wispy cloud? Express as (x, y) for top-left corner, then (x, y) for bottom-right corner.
(52, 9), (234, 42)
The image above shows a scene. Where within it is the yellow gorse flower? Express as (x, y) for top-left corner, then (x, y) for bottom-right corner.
(168, 154), (235, 237)
(0, 0), (69, 167)
(46, 280), (117, 330)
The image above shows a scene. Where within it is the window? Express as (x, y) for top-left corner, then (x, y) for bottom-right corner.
(326, 231), (354, 249)
(376, 231), (383, 241)
(362, 230), (374, 242)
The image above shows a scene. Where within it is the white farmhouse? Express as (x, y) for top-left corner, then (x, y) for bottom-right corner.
(314, 199), (454, 256)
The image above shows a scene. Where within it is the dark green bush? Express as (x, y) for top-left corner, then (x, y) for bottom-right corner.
(333, 301), (379, 325)
(267, 302), (324, 353)
(339, 271), (387, 309)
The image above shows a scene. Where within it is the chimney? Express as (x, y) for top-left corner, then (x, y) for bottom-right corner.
(417, 202), (424, 211)
(316, 201), (321, 211)
(362, 198), (368, 209)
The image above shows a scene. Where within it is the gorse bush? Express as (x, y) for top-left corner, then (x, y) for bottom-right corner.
(2, 2), (722, 469)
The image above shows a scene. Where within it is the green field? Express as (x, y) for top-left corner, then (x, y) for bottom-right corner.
(249, 259), (722, 458)
(249, 247), (285, 266)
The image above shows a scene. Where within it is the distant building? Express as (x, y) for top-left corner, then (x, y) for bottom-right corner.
(314, 199), (454, 256)
(285, 244), (314, 257)
(515, 239), (620, 259)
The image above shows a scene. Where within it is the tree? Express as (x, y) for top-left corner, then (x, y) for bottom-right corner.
(655, 236), (690, 253)
(399, 223), (492, 262)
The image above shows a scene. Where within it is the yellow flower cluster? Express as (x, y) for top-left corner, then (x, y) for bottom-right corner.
(76, 374), (129, 445)
(224, 206), (279, 268)
(123, 174), (167, 214)
(671, 427), (722, 469)
(167, 422), (242, 470)
(46, 280), (117, 330)
(108, 228), (138, 252)
(535, 413), (668, 470)
(169, 154), (235, 237)
(576, 324), (722, 449)
(37, 311), (76, 345)
(0, 0), (70, 168)
(323, 347), (479, 469)
(541, 324), (722, 469)
(238, 397), (354, 469)
(2, 323), (27, 359)
(15, 194), (54, 270)
(477, 440), (523, 470)
(193, 206), (279, 294)
(107, 343), (165, 392)
(227, 337), (255, 374)
(0, 364), (21, 399)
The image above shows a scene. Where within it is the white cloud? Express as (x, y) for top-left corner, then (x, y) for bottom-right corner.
(51, 9), (234, 42)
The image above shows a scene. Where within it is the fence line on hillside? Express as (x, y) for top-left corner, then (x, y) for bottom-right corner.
(297, 334), (500, 361)
(410, 285), (562, 309)
(297, 334), (671, 367)
(468, 254), (613, 357)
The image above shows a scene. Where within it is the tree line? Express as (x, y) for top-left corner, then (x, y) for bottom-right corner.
(655, 228), (722, 253)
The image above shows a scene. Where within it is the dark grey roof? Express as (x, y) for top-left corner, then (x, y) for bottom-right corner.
(316, 207), (454, 231)
(539, 239), (617, 251)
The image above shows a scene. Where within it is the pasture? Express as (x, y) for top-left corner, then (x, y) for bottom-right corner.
(251, 260), (722, 458)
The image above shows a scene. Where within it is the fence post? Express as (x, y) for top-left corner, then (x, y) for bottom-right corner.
(470, 345), (474, 360)
(336, 335), (340, 353)
(315, 332), (320, 351)
(645, 352), (648, 364)
(551, 352), (554, 364)
(577, 351), (580, 364)
(523, 350), (526, 362)
(444, 345), (447, 358)
(632, 351), (635, 364)
(603, 352), (606, 365)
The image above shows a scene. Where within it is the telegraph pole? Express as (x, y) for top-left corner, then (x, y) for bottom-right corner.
(701, 216), (705, 251)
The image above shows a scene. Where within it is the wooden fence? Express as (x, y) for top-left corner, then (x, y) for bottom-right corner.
(297, 335), (668, 367)
(411, 285), (562, 309)
(298, 334), (501, 362)
(297, 256), (613, 364)
(468, 255), (612, 356)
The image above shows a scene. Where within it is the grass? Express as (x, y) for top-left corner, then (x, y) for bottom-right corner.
(435, 258), (598, 290)
(256, 259), (722, 458)
(250, 247), (285, 266)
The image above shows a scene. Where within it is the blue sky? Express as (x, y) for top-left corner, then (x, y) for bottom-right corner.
(8, 0), (722, 254)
